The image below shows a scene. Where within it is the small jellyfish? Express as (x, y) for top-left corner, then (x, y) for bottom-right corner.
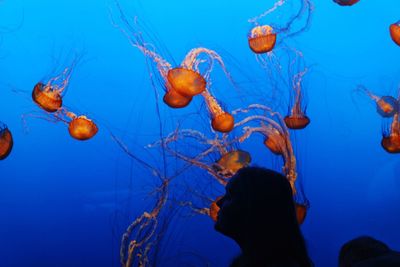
(68, 114), (98, 141)
(247, 0), (312, 55)
(285, 66), (310, 130)
(389, 22), (400, 46)
(381, 113), (400, 154)
(248, 25), (277, 54)
(333, 0), (360, 6)
(212, 150), (251, 177)
(376, 96), (399, 118)
(209, 196), (222, 222)
(284, 115), (310, 129)
(32, 57), (77, 113)
(0, 123), (13, 160)
(357, 85), (399, 118)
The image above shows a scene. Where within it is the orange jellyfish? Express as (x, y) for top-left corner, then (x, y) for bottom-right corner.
(0, 123), (13, 160)
(381, 113), (400, 153)
(112, 11), (208, 108)
(202, 90), (234, 133)
(334, 0), (360, 6)
(167, 68), (206, 97)
(248, 25), (277, 54)
(212, 150), (251, 177)
(32, 82), (63, 112)
(180, 48), (235, 133)
(357, 85), (399, 118)
(67, 113), (98, 141)
(285, 67), (310, 130)
(32, 58), (77, 113)
(247, 0), (312, 55)
(389, 22), (400, 46)
(162, 83), (193, 108)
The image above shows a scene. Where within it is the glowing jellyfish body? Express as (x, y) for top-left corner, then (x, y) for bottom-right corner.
(248, 25), (277, 54)
(68, 116), (98, 141)
(167, 68), (206, 97)
(334, 0), (360, 6)
(389, 23), (400, 46)
(32, 82), (62, 112)
(213, 150), (251, 177)
(264, 136), (283, 155)
(381, 135), (400, 153)
(163, 84), (193, 108)
(285, 66), (310, 130)
(0, 124), (13, 160)
(376, 96), (398, 118)
(284, 115), (310, 129)
(212, 113), (235, 133)
(295, 204), (307, 225)
(358, 86), (399, 118)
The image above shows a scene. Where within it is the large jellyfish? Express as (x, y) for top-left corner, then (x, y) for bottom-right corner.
(0, 122), (13, 160)
(247, 0), (313, 55)
(389, 21), (400, 46)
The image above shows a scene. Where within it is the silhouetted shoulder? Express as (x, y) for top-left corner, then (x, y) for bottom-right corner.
(354, 252), (400, 267)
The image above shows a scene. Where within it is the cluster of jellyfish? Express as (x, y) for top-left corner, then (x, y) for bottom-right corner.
(30, 57), (98, 141)
(110, 0), (315, 266)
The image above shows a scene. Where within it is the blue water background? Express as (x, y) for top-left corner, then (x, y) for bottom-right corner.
(0, 0), (399, 266)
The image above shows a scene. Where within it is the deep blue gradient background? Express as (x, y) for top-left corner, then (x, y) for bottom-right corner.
(0, 0), (399, 266)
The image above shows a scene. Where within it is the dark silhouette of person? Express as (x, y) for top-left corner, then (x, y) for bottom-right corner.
(339, 236), (400, 267)
(214, 166), (312, 267)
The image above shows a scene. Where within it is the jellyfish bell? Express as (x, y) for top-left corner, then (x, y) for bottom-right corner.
(0, 124), (13, 160)
(284, 115), (310, 130)
(295, 203), (308, 225)
(68, 116), (98, 141)
(381, 135), (400, 154)
(333, 0), (360, 6)
(263, 137), (283, 155)
(248, 25), (277, 54)
(212, 150), (251, 178)
(376, 96), (399, 118)
(162, 85), (193, 108)
(389, 23), (400, 46)
(209, 196), (222, 222)
(32, 82), (63, 112)
(166, 67), (206, 97)
(211, 112), (235, 133)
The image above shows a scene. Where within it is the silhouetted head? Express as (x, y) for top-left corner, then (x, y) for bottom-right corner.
(339, 236), (392, 267)
(215, 166), (311, 266)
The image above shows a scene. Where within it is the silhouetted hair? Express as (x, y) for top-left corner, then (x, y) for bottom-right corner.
(339, 236), (391, 267)
(223, 167), (312, 267)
